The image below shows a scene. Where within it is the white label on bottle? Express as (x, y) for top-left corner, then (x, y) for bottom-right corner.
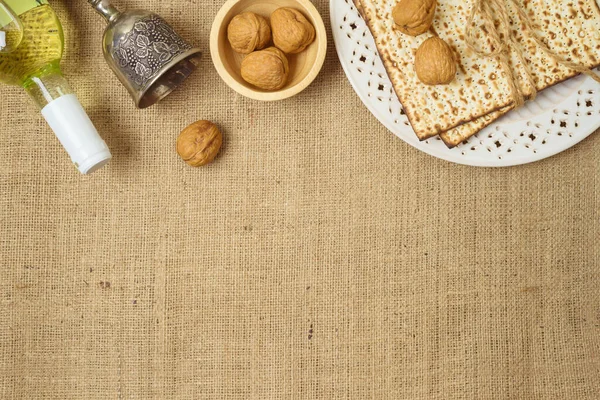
(41, 94), (111, 172)
(0, 31), (6, 51)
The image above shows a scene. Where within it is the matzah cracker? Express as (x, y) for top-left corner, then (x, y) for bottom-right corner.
(474, 0), (600, 98)
(439, 107), (512, 148)
(355, 0), (516, 139)
(354, 0), (512, 146)
(439, 0), (600, 146)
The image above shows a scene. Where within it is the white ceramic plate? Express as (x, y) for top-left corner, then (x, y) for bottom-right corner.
(331, 0), (600, 166)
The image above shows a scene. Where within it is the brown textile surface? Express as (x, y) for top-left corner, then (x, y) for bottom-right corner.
(1, 0), (599, 398)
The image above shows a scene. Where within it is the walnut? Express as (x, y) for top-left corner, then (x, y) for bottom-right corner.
(176, 120), (223, 167)
(414, 37), (456, 85)
(227, 12), (271, 54)
(271, 8), (315, 54)
(392, 0), (437, 36)
(240, 47), (289, 90)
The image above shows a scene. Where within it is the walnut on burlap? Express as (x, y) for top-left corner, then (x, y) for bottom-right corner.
(0, 0), (599, 398)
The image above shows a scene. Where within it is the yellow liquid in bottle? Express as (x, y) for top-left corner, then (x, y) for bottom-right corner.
(0, 4), (63, 86)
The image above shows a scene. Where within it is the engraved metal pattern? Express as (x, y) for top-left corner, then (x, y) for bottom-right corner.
(331, 0), (600, 167)
(112, 15), (192, 88)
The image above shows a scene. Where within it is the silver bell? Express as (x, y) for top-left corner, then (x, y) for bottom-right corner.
(88, 0), (202, 108)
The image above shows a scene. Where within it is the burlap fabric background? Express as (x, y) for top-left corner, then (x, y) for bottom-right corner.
(1, 0), (599, 398)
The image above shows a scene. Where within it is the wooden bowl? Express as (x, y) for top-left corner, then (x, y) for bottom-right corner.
(210, 0), (327, 101)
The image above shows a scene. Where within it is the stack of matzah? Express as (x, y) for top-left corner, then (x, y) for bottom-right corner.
(354, 0), (600, 147)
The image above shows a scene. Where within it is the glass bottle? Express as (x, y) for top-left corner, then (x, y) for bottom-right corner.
(0, 0), (22, 53)
(0, 0), (111, 174)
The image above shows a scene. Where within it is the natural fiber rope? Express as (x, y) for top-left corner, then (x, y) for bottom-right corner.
(466, 0), (600, 108)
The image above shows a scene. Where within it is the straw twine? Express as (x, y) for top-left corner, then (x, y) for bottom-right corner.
(466, 0), (600, 108)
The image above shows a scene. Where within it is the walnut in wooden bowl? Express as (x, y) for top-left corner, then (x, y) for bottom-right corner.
(211, 0), (327, 101)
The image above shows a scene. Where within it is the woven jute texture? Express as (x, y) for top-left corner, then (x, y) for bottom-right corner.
(1, 0), (599, 398)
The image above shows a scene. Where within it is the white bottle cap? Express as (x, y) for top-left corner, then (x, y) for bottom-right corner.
(41, 94), (112, 174)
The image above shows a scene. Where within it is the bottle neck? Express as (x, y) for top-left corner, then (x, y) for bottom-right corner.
(22, 63), (73, 109)
(88, 0), (120, 23)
